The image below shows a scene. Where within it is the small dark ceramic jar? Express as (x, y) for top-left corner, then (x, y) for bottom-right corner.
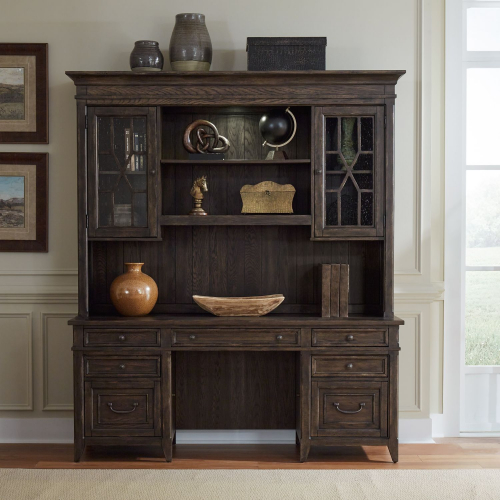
(130, 40), (164, 72)
(169, 13), (212, 71)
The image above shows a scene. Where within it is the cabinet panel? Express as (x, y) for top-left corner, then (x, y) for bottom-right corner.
(313, 106), (384, 239)
(311, 355), (388, 378)
(88, 107), (158, 238)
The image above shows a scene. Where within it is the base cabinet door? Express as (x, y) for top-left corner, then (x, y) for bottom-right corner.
(311, 380), (388, 437)
(84, 379), (161, 437)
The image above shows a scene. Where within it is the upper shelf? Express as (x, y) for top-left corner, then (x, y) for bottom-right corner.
(160, 159), (311, 165)
(159, 215), (312, 226)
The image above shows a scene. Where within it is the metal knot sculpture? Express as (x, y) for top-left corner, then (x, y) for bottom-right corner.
(183, 120), (230, 154)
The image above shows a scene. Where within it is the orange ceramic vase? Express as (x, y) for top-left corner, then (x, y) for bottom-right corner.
(110, 263), (158, 317)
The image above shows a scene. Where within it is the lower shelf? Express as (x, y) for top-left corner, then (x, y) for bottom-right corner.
(159, 215), (312, 226)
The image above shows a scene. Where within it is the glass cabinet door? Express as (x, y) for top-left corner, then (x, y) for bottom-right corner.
(313, 106), (385, 239)
(88, 107), (157, 238)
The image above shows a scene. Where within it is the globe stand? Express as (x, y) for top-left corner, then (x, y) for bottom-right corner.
(261, 107), (297, 161)
(265, 148), (288, 161)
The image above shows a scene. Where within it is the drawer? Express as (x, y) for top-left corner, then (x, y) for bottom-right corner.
(312, 381), (388, 437)
(84, 329), (160, 347)
(312, 329), (388, 347)
(84, 379), (161, 437)
(312, 355), (388, 378)
(172, 329), (299, 346)
(84, 356), (160, 377)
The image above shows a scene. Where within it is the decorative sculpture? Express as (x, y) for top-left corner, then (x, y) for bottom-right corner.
(183, 120), (230, 154)
(259, 107), (297, 160)
(189, 176), (208, 215)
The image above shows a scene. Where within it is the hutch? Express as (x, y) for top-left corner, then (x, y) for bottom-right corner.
(67, 70), (405, 462)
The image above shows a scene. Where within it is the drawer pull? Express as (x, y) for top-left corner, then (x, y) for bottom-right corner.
(119, 364), (126, 370)
(118, 335), (126, 341)
(276, 335), (283, 340)
(346, 335), (354, 341)
(334, 402), (365, 414)
(346, 363), (354, 370)
(107, 402), (138, 414)
(189, 335), (196, 340)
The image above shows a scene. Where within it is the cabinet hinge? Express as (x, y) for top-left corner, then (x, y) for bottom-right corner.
(85, 115), (88, 129)
(384, 115), (387, 128)
(383, 215), (386, 227)
(86, 214), (89, 229)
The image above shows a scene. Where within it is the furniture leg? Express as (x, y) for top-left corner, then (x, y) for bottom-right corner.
(162, 438), (173, 462)
(388, 438), (398, 463)
(299, 439), (311, 462)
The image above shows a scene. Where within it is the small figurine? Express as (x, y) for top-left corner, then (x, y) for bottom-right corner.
(183, 120), (230, 154)
(189, 176), (208, 216)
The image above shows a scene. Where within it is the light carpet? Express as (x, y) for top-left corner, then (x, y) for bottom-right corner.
(1, 469), (499, 500)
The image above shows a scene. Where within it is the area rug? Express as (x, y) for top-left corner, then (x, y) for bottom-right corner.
(1, 469), (499, 500)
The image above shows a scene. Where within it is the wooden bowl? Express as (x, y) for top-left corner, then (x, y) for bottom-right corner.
(192, 294), (285, 317)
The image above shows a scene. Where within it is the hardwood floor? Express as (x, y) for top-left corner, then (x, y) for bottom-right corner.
(0, 438), (499, 469)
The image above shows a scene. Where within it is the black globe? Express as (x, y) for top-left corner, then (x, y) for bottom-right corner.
(259, 110), (294, 145)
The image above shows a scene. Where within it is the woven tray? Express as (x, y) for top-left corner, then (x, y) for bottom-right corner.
(240, 181), (295, 214)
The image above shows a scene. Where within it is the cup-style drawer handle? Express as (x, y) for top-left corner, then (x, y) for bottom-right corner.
(189, 335), (196, 340)
(346, 363), (354, 370)
(276, 335), (283, 340)
(346, 335), (355, 341)
(119, 364), (126, 370)
(118, 335), (126, 341)
(334, 402), (365, 414)
(107, 402), (138, 414)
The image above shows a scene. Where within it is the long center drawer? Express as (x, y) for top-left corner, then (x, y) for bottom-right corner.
(172, 329), (300, 346)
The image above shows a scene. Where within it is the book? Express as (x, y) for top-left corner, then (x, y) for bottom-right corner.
(330, 264), (340, 317)
(339, 264), (349, 317)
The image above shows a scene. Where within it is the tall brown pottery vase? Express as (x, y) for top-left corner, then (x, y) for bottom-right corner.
(169, 13), (212, 71)
(110, 263), (158, 317)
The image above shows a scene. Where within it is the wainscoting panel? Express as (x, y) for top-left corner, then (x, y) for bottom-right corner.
(42, 313), (75, 411)
(0, 313), (33, 410)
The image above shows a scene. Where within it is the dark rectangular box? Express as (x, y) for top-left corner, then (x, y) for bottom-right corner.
(246, 37), (327, 71)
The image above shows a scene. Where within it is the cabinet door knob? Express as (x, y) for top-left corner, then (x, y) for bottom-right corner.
(189, 334), (196, 340)
(276, 335), (283, 340)
(118, 335), (126, 341)
(315, 169), (323, 174)
(346, 363), (354, 370)
(151, 169), (156, 175)
(119, 364), (126, 370)
(346, 335), (354, 341)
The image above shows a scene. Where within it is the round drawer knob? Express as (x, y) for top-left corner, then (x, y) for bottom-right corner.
(119, 364), (126, 370)
(346, 335), (354, 341)
(151, 170), (156, 175)
(189, 335), (196, 340)
(346, 363), (354, 370)
(118, 335), (126, 341)
(276, 335), (283, 340)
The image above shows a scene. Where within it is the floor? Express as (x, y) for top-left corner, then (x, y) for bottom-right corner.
(0, 438), (499, 469)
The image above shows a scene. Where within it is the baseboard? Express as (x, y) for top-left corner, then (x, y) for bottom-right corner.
(0, 418), (434, 444)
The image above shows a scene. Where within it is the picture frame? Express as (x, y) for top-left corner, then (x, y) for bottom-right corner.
(0, 43), (48, 144)
(0, 153), (48, 252)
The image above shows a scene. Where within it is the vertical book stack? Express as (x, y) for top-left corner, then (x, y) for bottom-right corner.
(321, 264), (349, 318)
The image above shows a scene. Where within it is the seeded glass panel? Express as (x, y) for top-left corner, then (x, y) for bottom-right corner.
(325, 118), (338, 151)
(361, 193), (374, 226)
(326, 173), (343, 190)
(133, 193), (148, 227)
(466, 171), (500, 266)
(325, 192), (338, 226)
(353, 173), (373, 190)
(354, 154), (373, 171)
(113, 118), (129, 170)
(98, 192), (113, 227)
(128, 174), (147, 191)
(99, 154), (120, 172)
(340, 177), (358, 226)
(340, 118), (358, 167)
(360, 117), (374, 151)
(98, 117), (111, 153)
(467, 69), (500, 165)
(99, 174), (118, 191)
(466, 271), (500, 365)
(326, 153), (345, 172)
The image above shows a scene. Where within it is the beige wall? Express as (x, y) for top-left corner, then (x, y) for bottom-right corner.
(0, 0), (445, 441)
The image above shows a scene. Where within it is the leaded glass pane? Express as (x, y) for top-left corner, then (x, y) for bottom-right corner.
(326, 192), (338, 226)
(340, 177), (358, 226)
(325, 117), (338, 151)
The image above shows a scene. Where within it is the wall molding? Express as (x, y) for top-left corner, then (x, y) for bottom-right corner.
(42, 312), (75, 411)
(0, 312), (33, 411)
(397, 312), (422, 412)
(395, 0), (424, 275)
(0, 286), (78, 304)
(0, 269), (78, 276)
(395, 282), (444, 304)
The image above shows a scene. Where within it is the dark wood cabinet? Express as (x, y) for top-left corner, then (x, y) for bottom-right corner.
(87, 107), (158, 239)
(67, 70), (404, 464)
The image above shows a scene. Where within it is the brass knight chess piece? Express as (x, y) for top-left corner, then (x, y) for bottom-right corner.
(189, 176), (208, 215)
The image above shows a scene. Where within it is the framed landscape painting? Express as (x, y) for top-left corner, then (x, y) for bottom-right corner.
(0, 153), (48, 252)
(0, 44), (48, 143)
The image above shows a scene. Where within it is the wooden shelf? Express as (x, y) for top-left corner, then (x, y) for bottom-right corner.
(160, 159), (311, 165)
(159, 215), (312, 226)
